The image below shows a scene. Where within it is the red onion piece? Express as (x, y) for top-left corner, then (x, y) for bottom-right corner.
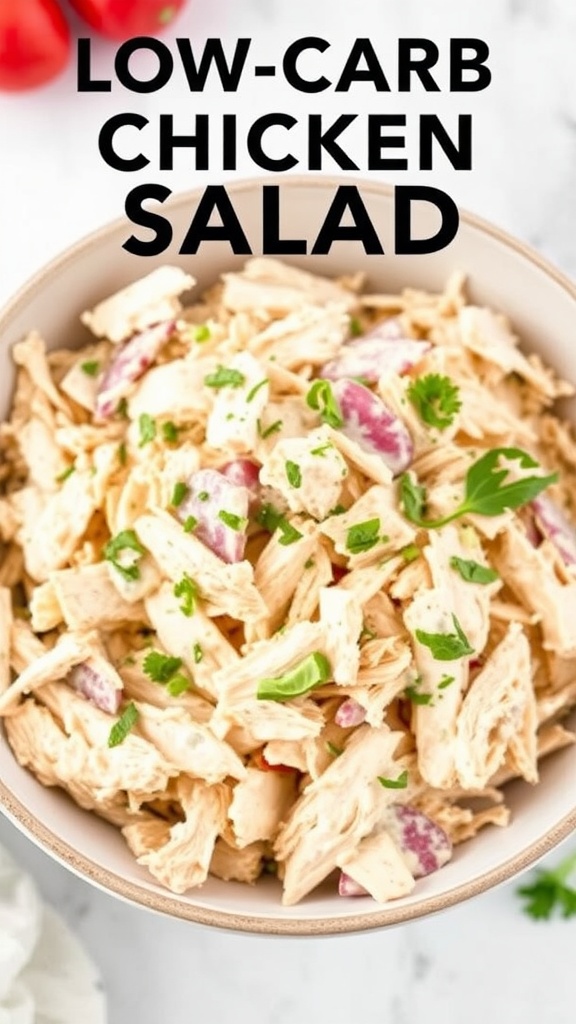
(335, 698), (366, 728)
(338, 872), (368, 897)
(95, 320), (175, 419)
(333, 379), (414, 476)
(220, 459), (261, 509)
(532, 495), (576, 567)
(177, 468), (249, 563)
(68, 662), (123, 714)
(322, 320), (430, 383)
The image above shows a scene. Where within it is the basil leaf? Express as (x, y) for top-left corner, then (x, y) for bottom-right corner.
(460, 448), (558, 518)
(257, 652), (331, 701)
(415, 614), (474, 660)
(449, 556), (499, 584)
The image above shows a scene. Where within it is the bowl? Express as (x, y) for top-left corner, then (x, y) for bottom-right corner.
(1, 176), (575, 934)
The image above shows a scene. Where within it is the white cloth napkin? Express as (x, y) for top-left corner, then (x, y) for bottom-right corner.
(0, 845), (106, 1024)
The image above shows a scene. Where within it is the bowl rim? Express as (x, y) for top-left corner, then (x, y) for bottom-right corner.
(1, 174), (576, 935)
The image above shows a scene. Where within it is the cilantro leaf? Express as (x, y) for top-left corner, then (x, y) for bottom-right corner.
(108, 702), (139, 747)
(517, 850), (576, 920)
(378, 770), (409, 789)
(306, 379), (344, 429)
(285, 460), (302, 488)
(204, 366), (246, 389)
(415, 614), (474, 660)
(407, 374), (461, 430)
(162, 421), (180, 443)
(257, 652), (331, 701)
(103, 529), (145, 582)
(81, 360), (100, 377)
(143, 651), (183, 682)
(173, 574), (198, 616)
(256, 504), (302, 545)
(450, 556), (499, 584)
(346, 518), (381, 554)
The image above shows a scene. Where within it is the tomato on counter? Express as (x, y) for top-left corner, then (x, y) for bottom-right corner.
(68, 0), (188, 39)
(0, 0), (71, 91)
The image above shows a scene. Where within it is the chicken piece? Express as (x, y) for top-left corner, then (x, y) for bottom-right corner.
(205, 352), (270, 454)
(12, 332), (70, 414)
(15, 470), (98, 582)
(0, 630), (102, 714)
(209, 838), (266, 884)
(128, 356), (213, 420)
(138, 776), (228, 894)
(9, 619), (46, 675)
(259, 428), (349, 522)
(59, 347), (109, 413)
(319, 484), (415, 568)
(134, 510), (266, 623)
(0, 498), (19, 542)
(104, 555), (161, 606)
(285, 545), (333, 631)
(253, 519), (318, 636)
(50, 562), (147, 631)
(337, 830), (415, 903)
(81, 266), (194, 343)
(122, 816), (171, 858)
(275, 726), (404, 905)
(319, 587), (362, 685)
(18, 415), (62, 492)
(135, 702), (245, 783)
(222, 258), (356, 315)
(455, 623), (538, 789)
(228, 767), (297, 848)
(248, 304), (349, 369)
(263, 740), (309, 773)
(0, 587), (13, 693)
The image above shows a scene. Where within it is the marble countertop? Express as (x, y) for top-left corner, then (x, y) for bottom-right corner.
(1, 1), (575, 1021)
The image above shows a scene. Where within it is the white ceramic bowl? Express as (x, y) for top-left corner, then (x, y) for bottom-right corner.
(1, 177), (575, 934)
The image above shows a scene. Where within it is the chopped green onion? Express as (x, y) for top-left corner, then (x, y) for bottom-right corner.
(285, 460), (302, 488)
(138, 413), (156, 447)
(349, 316), (363, 337)
(162, 421), (180, 443)
(193, 643), (203, 664)
(117, 443), (127, 466)
(194, 324), (211, 343)
(183, 515), (197, 533)
(246, 378), (268, 402)
(81, 360), (100, 377)
(166, 674), (190, 697)
(204, 366), (246, 389)
(171, 482), (189, 507)
(306, 379), (344, 429)
(56, 464), (76, 483)
(218, 509), (247, 531)
(173, 573), (198, 616)
(326, 741), (343, 757)
(257, 418), (283, 439)
(377, 770), (409, 790)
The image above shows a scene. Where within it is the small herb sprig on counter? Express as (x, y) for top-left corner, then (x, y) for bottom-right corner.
(517, 849), (576, 920)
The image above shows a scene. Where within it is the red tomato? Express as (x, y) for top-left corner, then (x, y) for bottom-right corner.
(253, 751), (296, 774)
(0, 0), (70, 91)
(69, 0), (188, 40)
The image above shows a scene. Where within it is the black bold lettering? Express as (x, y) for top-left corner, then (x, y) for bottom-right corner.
(222, 114), (237, 171)
(335, 38), (391, 92)
(398, 38), (440, 91)
(159, 114), (209, 170)
(115, 37), (173, 94)
(368, 115), (408, 171)
(395, 186), (459, 254)
(98, 114), (149, 172)
(308, 114), (358, 171)
(450, 39), (491, 91)
(312, 186), (384, 255)
(176, 38), (251, 91)
(77, 38), (111, 91)
(283, 37), (330, 93)
(123, 184), (173, 256)
(419, 115), (472, 170)
(247, 114), (298, 172)
(262, 186), (307, 254)
(180, 186), (252, 255)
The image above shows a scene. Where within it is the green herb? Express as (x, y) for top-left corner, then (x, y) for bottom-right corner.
(517, 850), (576, 920)
(108, 702), (139, 748)
(257, 652), (331, 702)
(192, 642), (203, 664)
(401, 543), (420, 563)
(329, 504), (346, 516)
(407, 374), (461, 430)
(326, 741), (343, 757)
(346, 518), (381, 555)
(310, 442), (333, 457)
(377, 770), (409, 790)
(304, 558), (315, 569)
(173, 574), (198, 616)
(438, 674), (455, 689)
(183, 515), (197, 533)
(415, 614), (474, 661)
(349, 316), (363, 337)
(162, 421), (180, 443)
(118, 443), (127, 466)
(277, 519), (303, 545)
(56, 464), (76, 483)
(143, 651), (183, 683)
(194, 324), (211, 342)
(360, 623), (377, 643)
(257, 418), (283, 439)
(400, 448), (558, 529)
(306, 379), (344, 429)
(246, 378), (268, 402)
(138, 413), (156, 447)
(285, 460), (302, 488)
(103, 529), (145, 582)
(449, 556), (499, 585)
(171, 482), (189, 507)
(81, 360), (100, 377)
(197, 491), (209, 502)
(204, 366), (246, 389)
(218, 509), (247, 531)
(405, 680), (433, 705)
(166, 674), (190, 697)
(116, 397), (129, 419)
(256, 504), (302, 545)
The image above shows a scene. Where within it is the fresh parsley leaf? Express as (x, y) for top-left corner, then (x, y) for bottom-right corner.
(346, 518), (381, 554)
(246, 378), (268, 402)
(204, 366), (246, 389)
(256, 504), (302, 545)
(80, 360), (100, 377)
(103, 529), (145, 582)
(449, 556), (499, 585)
(171, 482), (189, 507)
(257, 652), (331, 701)
(257, 418), (283, 439)
(326, 741), (343, 757)
(192, 642), (203, 664)
(415, 614), (474, 661)
(407, 374), (461, 430)
(378, 770), (409, 790)
(401, 543), (420, 563)
(183, 515), (197, 533)
(108, 702), (139, 747)
(285, 460), (302, 488)
(306, 379), (344, 429)
(173, 574), (198, 616)
(400, 448), (558, 529)
(138, 413), (156, 447)
(143, 651), (183, 683)
(218, 509), (247, 531)
(517, 850), (576, 920)
(194, 324), (211, 342)
(56, 464), (76, 483)
(349, 316), (363, 337)
(162, 421), (180, 443)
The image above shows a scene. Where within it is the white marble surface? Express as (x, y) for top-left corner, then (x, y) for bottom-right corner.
(1, 1), (576, 1022)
